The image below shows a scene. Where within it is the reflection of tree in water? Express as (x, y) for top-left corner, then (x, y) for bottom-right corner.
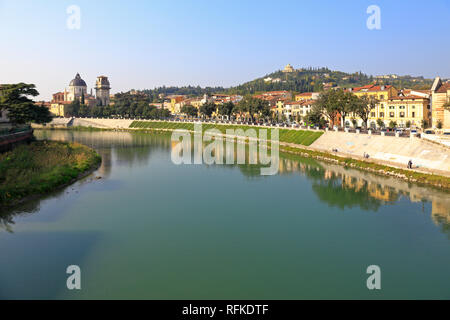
(113, 133), (172, 167)
(312, 179), (383, 211)
(0, 215), (14, 233)
(433, 215), (450, 240)
(0, 197), (43, 232)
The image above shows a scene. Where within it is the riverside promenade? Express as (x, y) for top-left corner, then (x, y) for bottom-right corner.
(312, 131), (450, 176)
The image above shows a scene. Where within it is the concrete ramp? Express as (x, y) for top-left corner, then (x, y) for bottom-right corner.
(311, 131), (450, 172)
(72, 118), (134, 129)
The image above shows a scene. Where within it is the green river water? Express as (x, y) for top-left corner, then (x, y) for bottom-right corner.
(1, 130), (449, 299)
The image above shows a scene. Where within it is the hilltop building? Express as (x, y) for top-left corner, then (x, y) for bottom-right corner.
(282, 64), (294, 73)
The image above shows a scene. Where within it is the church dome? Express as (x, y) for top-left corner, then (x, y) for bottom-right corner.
(69, 73), (87, 87)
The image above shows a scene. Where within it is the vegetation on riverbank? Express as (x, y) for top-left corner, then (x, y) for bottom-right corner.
(129, 121), (323, 146)
(0, 140), (101, 206)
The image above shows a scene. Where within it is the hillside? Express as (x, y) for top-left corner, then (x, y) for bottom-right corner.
(138, 67), (435, 101)
(227, 67), (434, 95)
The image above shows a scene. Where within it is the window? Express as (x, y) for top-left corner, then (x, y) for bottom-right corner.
(380, 112), (384, 117)
(390, 112), (395, 117)
(371, 112), (375, 117)
(389, 106), (395, 110)
(412, 112), (415, 118)
(380, 95), (384, 100)
(400, 112), (405, 118)
(412, 106), (415, 109)
(399, 106), (405, 109)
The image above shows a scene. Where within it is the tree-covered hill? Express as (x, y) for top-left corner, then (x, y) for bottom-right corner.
(137, 67), (435, 101)
(227, 67), (434, 95)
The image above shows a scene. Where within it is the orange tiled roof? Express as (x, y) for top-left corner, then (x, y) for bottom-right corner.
(388, 95), (427, 101)
(264, 90), (290, 95)
(296, 92), (314, 97)
(351, 84), (393, 92)
(436, 83), (450, 93)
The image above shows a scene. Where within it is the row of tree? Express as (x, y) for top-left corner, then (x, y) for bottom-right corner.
(64, 96), (170, 119)
(180, 97), (272, 121)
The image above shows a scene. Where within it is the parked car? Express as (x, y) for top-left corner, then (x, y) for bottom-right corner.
(424, 130), (435, 134)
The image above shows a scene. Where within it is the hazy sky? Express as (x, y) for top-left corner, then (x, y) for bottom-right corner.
(1, 0), (449, 100)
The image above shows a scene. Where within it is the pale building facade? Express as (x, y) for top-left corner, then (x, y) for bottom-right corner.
(430, 77), (450, 129)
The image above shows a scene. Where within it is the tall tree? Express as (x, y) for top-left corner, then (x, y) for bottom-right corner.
(217, 102), (234, 118)
(199, 102), (216, 118)
(340, 91), (360, 127)
(66, 100), (81, 117)
(305, 103), (325, 126)
(0, 83), (52, 125)
(355, 95), (378, 128)
(238, 96), (270, 121)
(315, 90), (341, 128)
(181, 105), (198, 118)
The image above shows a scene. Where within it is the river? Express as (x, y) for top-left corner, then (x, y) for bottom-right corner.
(1, 130), (449, 299)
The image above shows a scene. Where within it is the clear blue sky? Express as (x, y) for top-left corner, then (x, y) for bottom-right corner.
(1, 0), (449, 100)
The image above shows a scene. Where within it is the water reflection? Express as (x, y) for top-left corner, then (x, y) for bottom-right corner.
(1, 130), (449, 235)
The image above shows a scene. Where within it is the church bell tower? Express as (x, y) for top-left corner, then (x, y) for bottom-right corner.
(95, 76), (111, 106)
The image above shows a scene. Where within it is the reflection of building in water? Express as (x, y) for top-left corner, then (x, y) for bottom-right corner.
(278, 156), (450, 218)
(431, 200), (450, 226)
(95, 148), (112, 177)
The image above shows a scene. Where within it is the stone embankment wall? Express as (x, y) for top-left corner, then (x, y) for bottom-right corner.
(310, 131), (450, 173)
(72, 118), (134, 128)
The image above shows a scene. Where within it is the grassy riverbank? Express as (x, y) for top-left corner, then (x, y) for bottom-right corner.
(0, 140), (101, 206)
(129, 121), (323, 146)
